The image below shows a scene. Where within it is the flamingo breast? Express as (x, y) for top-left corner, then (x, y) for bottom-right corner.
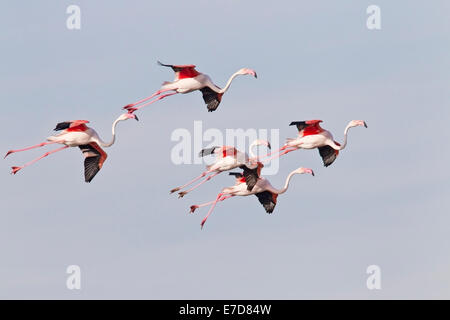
(213, 156), (240, 171)
(296, 131), (334, 149)
(48, 129), (95, 147)
(229, 182), (252, 196)
(172, 76), (207, 93)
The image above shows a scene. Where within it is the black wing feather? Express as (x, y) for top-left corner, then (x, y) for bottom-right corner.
(255, 191), (276, 214)
(199, 146), (218, 157)
(79, 144), (102, 183)
(157, 61), (186, 72)
(54, 122), (71, 131)
(240, 165), (259, 191)
(318, 145), (337, 167)
(229, 172), (243, 178)
(200, 87), (221, 112)
(289, 121), (308, 133)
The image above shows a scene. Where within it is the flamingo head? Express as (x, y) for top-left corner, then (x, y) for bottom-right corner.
(349, 120), (367, 128)
(294, 167), (315, 176)
(238, 68), (257, 78)
(248, 139), (271, 163)
(118, 113), (139, 121)
(253, 139), (271, 149)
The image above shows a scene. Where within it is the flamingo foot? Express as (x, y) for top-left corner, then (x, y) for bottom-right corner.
(123, 103), (135, 110)
(200, 218), (207, 229)
(190, 205), (199, 214)
(4, 150), (13, 159)
(11, 166), (22, 175)
(126, 107), (138, 114)
(170, 187), (180, 194)
(178, 191), (188, 198)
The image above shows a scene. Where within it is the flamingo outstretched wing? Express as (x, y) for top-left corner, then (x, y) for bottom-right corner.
(54, 120), (89, 132)
(157, 61), (200, 80)
(289, 120), (323, 137)
(240, 162), (263, 191)
(255, 191), (277, 214)
(318, 145), (339, 167)
(199, 146), (237, 159)
(79, 142), (107, 183)
(228, 172), (248, 187)
(200, 87), (222, 112)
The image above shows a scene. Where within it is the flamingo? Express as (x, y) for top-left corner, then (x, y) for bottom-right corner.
(190, 166), (315, 229)
(262, 120), (367, 167)
(4, 113), (138, 182)
(170, 139), (271, 198)
(123, 61), (257, 113)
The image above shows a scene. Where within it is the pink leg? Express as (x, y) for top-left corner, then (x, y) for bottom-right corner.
(125, 92), (178, 113)
(123, 88), (175, 110)
(4, 141), (62, 159)
(178, 172), (221, 198)
(10, 145), (69, 175)
(263, 147), (298, 163)
(189, 195), (233, 214)
(257, 145), (291, 160)
(170, 170), (214, 194)
(200, 192), (230, 229)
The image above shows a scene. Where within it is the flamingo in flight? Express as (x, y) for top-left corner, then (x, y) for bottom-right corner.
(262, 120), (367, 167)
(190, 165), (314, 229)
(123, 61), (257, 113)
(4, 113), (138, 182)
(170, 139), (271, 198)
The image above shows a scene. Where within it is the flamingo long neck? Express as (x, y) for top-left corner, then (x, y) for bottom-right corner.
(248, 140), (260, 158)
(271, 170), (298, 195)
(96, 117), (122, 148)
(337, 123), (354, 150)
(218, 71), (243, 94)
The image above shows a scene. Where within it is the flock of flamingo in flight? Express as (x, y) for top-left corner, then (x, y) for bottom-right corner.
(4, 62), (367, 228)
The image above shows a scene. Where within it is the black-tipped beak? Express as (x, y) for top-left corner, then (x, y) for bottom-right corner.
(311, 170), (315, 176)
(364, 122), (368, 128)
(267, 142), (271, 149)
(254, 72), (258, 79)
(135, 115), (139, 121)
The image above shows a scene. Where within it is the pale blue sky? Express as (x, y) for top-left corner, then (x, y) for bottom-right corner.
(0, 0), (449, 299)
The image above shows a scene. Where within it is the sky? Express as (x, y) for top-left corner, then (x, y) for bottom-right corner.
(0, 0), (449, 299)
